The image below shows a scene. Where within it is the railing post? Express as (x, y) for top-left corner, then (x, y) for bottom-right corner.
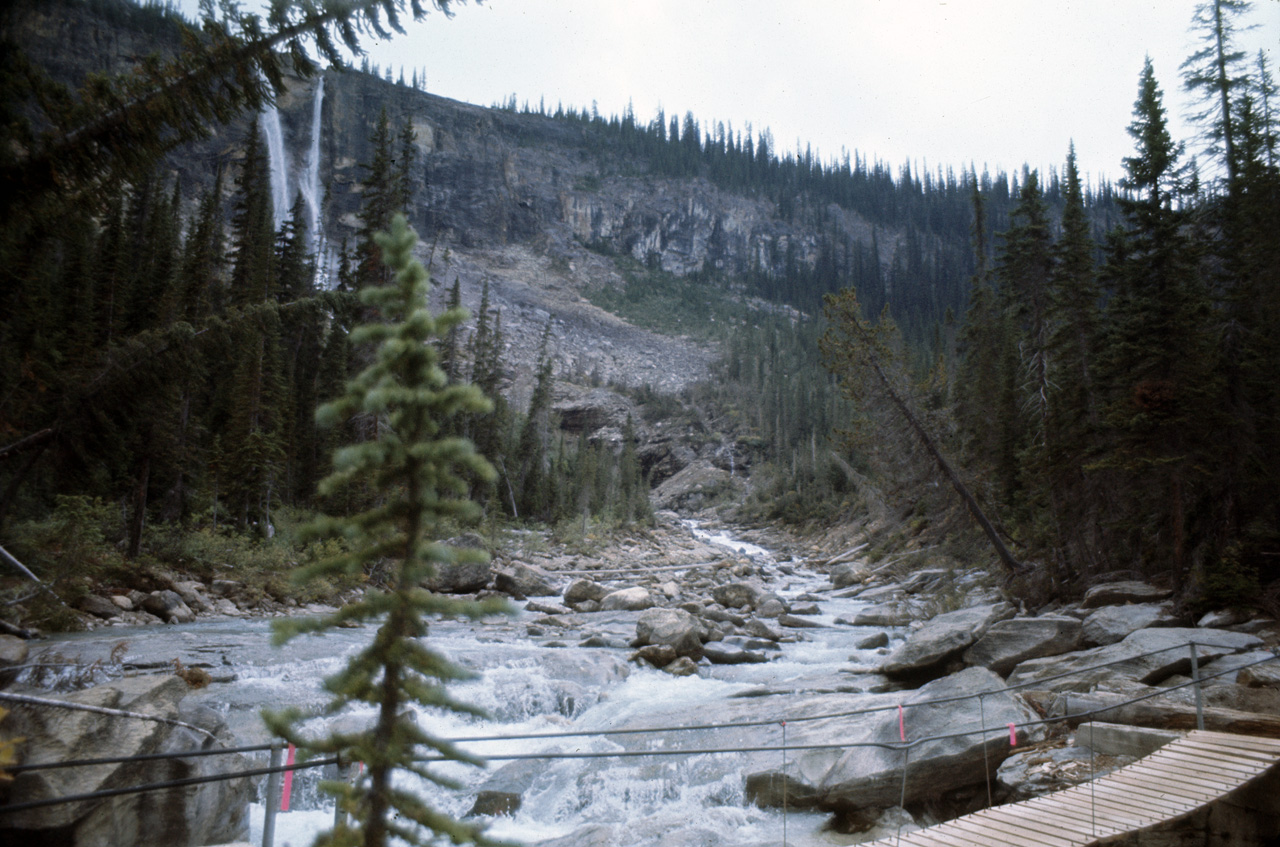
(1190, 642), (1205, 731)
(262, 741), (284, 847)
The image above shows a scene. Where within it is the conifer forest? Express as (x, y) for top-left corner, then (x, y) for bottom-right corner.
(1, 0), (1278, 631)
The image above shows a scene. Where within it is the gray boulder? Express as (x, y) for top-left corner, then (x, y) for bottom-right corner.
(853, 603), (916, 627)
(0, 676), (250, 846)
(830, 562), (868, 589)
(1005, 627), (1262, 691)
(425, 557), (492, 594)
(171, 581), (214, 614)
(711, 582), (761, 609)
(881, 602), (1016, 679)
(599, 587), (653, 611)
(702, 642), (769, 664)
(494, 562), (557, 598)
(819, 667), (1042, 809)
(76, 595), (121, 620)
(1082, 580), (1173, 609)
(634, 607), (705, 659)
(1080, 603), (1178, 646)
(563, 579), (609, 606)
(963, 615), (1082, 676)
(141, 590), (195, 624)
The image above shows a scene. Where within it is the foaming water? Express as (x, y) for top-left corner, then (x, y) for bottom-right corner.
(41, 524), (900, 845)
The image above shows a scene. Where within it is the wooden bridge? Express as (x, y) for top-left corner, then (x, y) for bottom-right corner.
(863, 730), (1280, 846)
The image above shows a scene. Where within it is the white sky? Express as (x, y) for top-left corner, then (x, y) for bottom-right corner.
(357, 0), (1279, 190)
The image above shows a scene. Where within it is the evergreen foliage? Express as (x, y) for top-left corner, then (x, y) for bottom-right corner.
(267, 214), (506, 847)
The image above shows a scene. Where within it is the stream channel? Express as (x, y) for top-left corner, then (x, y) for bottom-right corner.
(42, 523), (908, 846)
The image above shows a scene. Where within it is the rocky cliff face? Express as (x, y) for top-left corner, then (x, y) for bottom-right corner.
(240, 69), (892, 396)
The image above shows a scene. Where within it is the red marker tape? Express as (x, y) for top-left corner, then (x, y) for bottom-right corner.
(898, 705), (905, 742)
(281, 744), (296, 811)
(1008, 724), (1017, 747)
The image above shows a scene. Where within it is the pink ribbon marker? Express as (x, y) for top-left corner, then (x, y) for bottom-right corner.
(1008, 723), (1017, 747)
(281, 744), (297, 811)
(898, 704), (905, 742)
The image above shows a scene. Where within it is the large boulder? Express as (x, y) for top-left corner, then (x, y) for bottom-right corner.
(1080, 603), (1178, 647)
(599, 587), (654, 612)
(830, 562), (868, 589)
(563, 579), (609, 607)
(1082, 580), (1173, 609)
(852, 603), (916, 627)
(0, 676), (250, 846)
(493, 562), (557, 598)
(818, 667), (1043, 810)
(140, 590), (195, 624)
(634, 608), (705, 659)
(170, 581), (215, 614)
(424, 557), (492, 594)
(1005, 627), (1262, 691)
(963, 615), (1082, 676)
(711, 582), (762, 610)
(881, 602), (1016, 679)
(75, 595), (121, 620)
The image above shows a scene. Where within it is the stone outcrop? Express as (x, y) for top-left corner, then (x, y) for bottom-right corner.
(1081, 580), (1173, 609)
(962, 615), (1082, 676)
(494, 562), (558, 598)
(881, 602), (1016, 679)
(0, 676), (250, 846)
(1080, 602), (1179, 647)
(1005, 627), (1262, 691)
(632, 608), (706, 660)
(817, 668), (1043, 810)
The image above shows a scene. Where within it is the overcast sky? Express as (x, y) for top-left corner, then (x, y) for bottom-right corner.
(356, 0), (1278, 190)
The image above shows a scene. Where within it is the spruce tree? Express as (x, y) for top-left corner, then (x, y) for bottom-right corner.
(268, 214), (505, 847)
(1099, 59), (1220, 586)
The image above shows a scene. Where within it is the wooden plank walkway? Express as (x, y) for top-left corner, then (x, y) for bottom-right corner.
(861, 730), (1280, 846)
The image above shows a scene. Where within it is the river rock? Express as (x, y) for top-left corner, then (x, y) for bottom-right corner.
(1080, 603), (1178, 646)
(468, 790), (521, 816)
(600, 587), (653, 611)
(852, 603), (915, 627)
(1005, 626), (1263, 691)
(634, 607), (705, 659)
(0, 675), (250, 846)
(962, 615), (1082, 676)
(702, 641), (769, 664)
(663, 656), (699, 676)
(171, 581), (214, 613)
(856, 632), (890, 650)
(755, 595), (787, 618)
(744, 619), (783, 641)
(494, 562), (557, 598)
(140, 589), (196, 624)
(997, 746), (1106, 800)
(881, 602), (1016, 679)
(0, 633), (29, 684)
(425, 557), (492, 594)
(76, 594), (120, 620)
(633, 643), (677, 667)
(818, 667), (1042, 810)
(1196, 608), (1252, 628)
(564, 579), (609, 606)
(830, 561), (868, 589)
(778, 614), (823, 629)
(1082, 580), (1173, 609)
(701, 606), (745, 626)
(711, 582), (761, 610)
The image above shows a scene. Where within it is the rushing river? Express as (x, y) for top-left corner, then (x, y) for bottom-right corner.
(32, 523), (906, 847)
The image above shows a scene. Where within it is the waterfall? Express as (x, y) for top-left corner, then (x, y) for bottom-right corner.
(299, 76), (325, 251)
(261, 99), (291, 231)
